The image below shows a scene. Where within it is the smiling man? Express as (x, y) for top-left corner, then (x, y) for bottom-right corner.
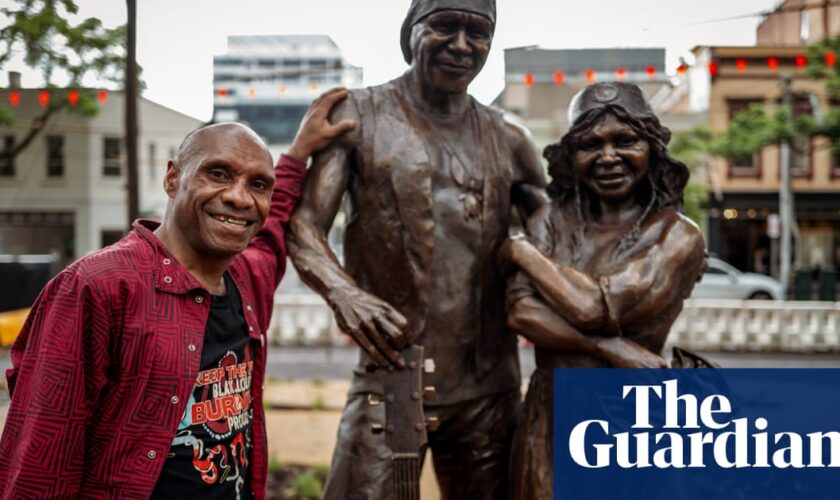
(0, 88), (354, 499)
(287, 1), (547, 498)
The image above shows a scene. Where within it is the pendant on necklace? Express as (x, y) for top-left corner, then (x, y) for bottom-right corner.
(459, 191), (483, 220)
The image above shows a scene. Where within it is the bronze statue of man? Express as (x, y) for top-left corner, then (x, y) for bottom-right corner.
(501, 82), (707, 499)
(287, 0), (547, 497)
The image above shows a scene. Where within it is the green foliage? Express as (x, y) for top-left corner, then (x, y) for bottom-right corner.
(0, 0), (132, 158)
(291, 470), (323, 500)
(670, 125), (713, 166)
(807, 37), (840, 101)
(669, 126), (712, 225)
(312, 464), (330, 484)
(682, 180), (708, 226)
(0, 105), (13, 126)
(310, 394), (325, 411)
(268, 455), (284, 473)
(0, 0), (126, 86)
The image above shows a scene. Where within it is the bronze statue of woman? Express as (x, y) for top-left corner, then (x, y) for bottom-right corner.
(501, 82), (707, 500)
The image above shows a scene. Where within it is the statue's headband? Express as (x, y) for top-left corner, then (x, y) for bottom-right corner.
(567, 82), (654, 126)
(400, 0), (496, 64)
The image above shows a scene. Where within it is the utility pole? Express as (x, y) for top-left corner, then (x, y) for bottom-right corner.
(779, 74), (794, 298)
(125, 0), (139, 228)
(825, 0), (831, 40)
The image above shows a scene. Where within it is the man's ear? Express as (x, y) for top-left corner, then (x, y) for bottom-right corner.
(163, 160), (180, 198)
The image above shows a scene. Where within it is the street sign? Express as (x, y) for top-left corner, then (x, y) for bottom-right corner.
(767, 213), (780, 239)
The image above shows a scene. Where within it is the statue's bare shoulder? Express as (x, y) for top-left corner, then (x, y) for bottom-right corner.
(325, 90), (363, 151)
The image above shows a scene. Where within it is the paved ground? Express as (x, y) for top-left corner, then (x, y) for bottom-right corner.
(1, 347), (838, 499)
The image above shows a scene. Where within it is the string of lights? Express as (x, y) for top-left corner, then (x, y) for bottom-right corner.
(514, 50), (837, 87)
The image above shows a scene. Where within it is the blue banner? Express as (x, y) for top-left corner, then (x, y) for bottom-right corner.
(553, 369), (840, 500)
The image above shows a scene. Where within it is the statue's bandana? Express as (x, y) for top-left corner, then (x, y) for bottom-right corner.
(567, 82), (655, 126)
(400, 0), (496, 63)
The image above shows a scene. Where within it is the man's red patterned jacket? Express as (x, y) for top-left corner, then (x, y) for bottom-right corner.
(0, 155), (306, 499)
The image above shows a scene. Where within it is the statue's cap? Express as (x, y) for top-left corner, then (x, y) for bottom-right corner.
(400, 0), (496, 64)
(567, 82), (654, 126)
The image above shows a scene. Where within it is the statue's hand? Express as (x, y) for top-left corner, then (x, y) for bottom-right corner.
(287, 87), (357, 162)
(327, 286), (408, 368)
(595, 336), (668, 368)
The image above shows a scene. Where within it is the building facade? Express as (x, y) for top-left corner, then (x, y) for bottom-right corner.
(757, 0), (840, 45)
(0, 87), (202, 263)
(679, 45), (840, 277)
(212, 35), (363, 146)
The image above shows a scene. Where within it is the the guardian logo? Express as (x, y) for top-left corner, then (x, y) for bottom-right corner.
(568, 379), (840, 469)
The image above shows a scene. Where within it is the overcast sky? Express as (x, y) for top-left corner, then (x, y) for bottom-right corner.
(1, 0), (781, 121)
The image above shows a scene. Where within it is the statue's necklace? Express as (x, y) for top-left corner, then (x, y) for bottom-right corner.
(415, 102), (484, 221)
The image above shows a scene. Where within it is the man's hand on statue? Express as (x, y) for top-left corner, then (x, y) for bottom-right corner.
(286, 87), (357, 162)
(595, 336), (668, 368)
(328, 286), (408, 369)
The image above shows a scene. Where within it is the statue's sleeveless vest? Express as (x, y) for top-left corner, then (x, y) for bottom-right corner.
(343, 76), (518, 381)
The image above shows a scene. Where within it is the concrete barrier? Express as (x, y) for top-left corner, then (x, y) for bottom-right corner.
(270, 294), (840, 352)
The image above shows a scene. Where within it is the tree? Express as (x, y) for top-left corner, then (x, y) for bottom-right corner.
(0, 0), (127, 162)
(669, 126), (712, 226)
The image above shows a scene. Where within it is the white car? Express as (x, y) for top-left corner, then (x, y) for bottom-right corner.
(690, 257), (784, 300)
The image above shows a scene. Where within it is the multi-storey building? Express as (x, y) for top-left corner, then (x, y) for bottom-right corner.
(0, 80), (202, 263)
(757, 0), (840, 45)
(677, 45), (840, 276)
(211, 35), (363, 146)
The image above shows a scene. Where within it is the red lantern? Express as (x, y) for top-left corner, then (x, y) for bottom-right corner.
(38, 90), (50, 107)
(8, 91), (20, 108)
(676, 64), (688, 75)
(585, 69), (596, 83)
(826, 51), (837, 67)
(524, 72), (535, 87)
(553, 71), (564, 86)
(97, 90), (108, 103)
(615, 67), (627, 81)
(216, 88), (228, 97)
(795, 55), (807, 68)
(708, 61), (719, 77)
(735, 58), (747, 72)
(767, 57), (779, 70)
(645, 65), (656, 78)
(67, 90), (79, 106)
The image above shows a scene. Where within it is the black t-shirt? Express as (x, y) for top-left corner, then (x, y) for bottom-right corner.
(152, 273), (255, 499)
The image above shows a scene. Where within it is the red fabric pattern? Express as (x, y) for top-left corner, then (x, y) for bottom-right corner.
(0, 154), (306, 499)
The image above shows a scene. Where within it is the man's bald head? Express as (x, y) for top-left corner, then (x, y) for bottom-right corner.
(173, 122), (272, 174)
(160, 121), (276, 260)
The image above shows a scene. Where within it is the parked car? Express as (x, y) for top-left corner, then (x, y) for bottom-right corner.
(690, 257), (784, 300)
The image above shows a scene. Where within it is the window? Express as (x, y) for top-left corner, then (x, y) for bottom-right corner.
(704, 267), (729, 276)
(103, 137), (123, 177)
(214, 57), (243, 67)
(0, 135), (14, 177)
(726, 99), (764, 177)
(148, 142), (157, 180)
(46, 135), (64, 177)
(800, 11), (811, 43)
